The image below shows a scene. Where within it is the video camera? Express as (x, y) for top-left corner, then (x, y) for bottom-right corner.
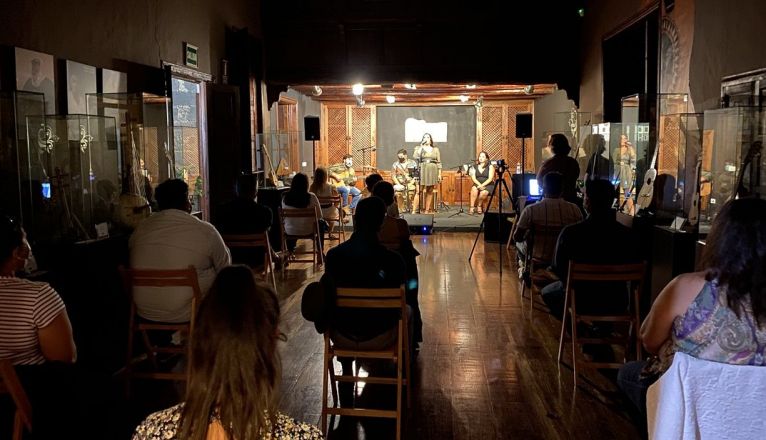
(491, 159), (508, 174)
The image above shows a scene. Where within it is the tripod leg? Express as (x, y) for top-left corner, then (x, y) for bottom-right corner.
(469, 179), (501, 261)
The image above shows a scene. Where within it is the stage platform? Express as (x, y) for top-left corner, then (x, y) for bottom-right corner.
(343, 205), (516, 233)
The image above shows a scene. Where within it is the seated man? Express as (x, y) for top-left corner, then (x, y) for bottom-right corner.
(541, 179), (641, 318)
(392, 148), (418, 213)
(329, 154), (361, 212)
(130, 179), (231, 322)
(513, 172), (583, 266)
(217, 174), (273, 267)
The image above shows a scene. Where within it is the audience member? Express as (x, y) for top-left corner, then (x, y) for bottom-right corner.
(537, 133), (581, 204)
(618, 198), (766, 418)
(133, 265), (322, 439)
(218, 174), (273, 267)
(282, 173), (327, 253)
(309, 167), (343, 224)
(130, 179), (231, 323)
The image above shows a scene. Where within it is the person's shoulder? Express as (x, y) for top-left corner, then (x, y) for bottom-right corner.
(273, 412), (323, 438)
(133, 403), (183, 439)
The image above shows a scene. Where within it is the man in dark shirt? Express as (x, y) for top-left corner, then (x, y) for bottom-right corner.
(541, 179), (641, 318)
(217, 174), (273, 266)
(537, 133), (581, 205)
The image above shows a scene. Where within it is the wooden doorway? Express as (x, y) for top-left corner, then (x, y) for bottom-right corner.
(276, 97), (299, 174)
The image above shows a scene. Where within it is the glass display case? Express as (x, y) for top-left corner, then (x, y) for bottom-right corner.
(23, 114), (119, 243)
(699, 106), (765, 233)
(0, 91), (45, 223)
(86, 92), (175, 207)
(256, 132), (305, 187)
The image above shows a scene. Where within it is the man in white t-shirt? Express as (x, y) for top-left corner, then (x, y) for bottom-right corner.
(129, 179), (231, 323)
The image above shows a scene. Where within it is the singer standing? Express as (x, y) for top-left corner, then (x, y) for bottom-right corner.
(413, 133), (441, 214)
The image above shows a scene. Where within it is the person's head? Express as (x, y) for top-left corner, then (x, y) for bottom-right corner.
(620, 134), (629, 146)
(548, 133), (571, 156)
(542, 172), (564, 198)
(353, 196), (386, 236)
(30, 58), (40, 76)
(478, 151), (490, 164)
(372, 180), (395, 207)
(180, 265), (281, 440)
(397, 149), (408, 161)
(582, 133), (606, 156)
(0, 216), (29, 275)
(290, 173), (309, 194)
(365, 173), (383, 193)
(283, 173), (310, 208)
(421, 133), (433, 146)
(343, 154), (353, 168)
(583, 179), (616, 215)
(236, 174), (257, 200)
(703, 198), (766, 327)
(310, 167), (328, 193)
(155, 179), (191, 212)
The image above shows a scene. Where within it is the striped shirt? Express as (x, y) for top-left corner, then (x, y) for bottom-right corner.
(0, 276), (66, 365)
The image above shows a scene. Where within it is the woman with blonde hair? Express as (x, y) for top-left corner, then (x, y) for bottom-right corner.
(133, 265), (322, 439)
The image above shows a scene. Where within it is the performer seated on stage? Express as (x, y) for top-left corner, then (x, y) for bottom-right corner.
(329, 154), (361, 212)
(392, 148), (419, 213)
(413, 133), (442, 214)
(469, 151), (496, 215)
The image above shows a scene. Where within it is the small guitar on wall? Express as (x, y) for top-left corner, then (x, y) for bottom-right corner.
(729, 140), (762, 202)
(688, 153), (703, 226)
(636, 145), (659, 212)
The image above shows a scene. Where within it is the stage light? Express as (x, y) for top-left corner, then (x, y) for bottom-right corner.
(523, 85), (535, 94)
(404, 83), (417, 90)
(459, 95), (469, 103)
(474, 96), (484, 109)
(386, 95), (396, 104)
(352, 83), (364, 96)
(312, 85), (322, 96)
(466, 84), (477, 89)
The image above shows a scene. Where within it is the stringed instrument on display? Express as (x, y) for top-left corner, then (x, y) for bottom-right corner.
(636, 145), (659, 211)
(688, 154), (703, 226)
(262, 146), (280, 187)
(729, 141), (762, 201)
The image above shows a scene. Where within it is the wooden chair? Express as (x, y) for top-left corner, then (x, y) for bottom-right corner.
(318, 195), (346, 245)
(222, 232), (277, 290)
(557, 262), (646, 385)
(0, 360), (32, 440)
(120, 266), (201, 393)
(279, 207), (324, 267)
(518, 224), (565, 309)
(322, 286), (410, 440)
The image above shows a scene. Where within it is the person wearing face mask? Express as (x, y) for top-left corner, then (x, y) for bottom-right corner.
(392, 149), (418, 213)
(329, 154), (361, 213)
(539, 179), (641, 320)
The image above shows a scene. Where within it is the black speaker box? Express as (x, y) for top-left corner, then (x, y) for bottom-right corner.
(515, 113), (532, 138)
(483, 212), (513, 243)
(304, 116), (320, 141)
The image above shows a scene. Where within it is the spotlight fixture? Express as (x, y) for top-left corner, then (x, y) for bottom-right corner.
(312, 85), (323, 96)
(523, 85), (535, 95)
(465, 84), (477, 89)
(404, 83), (417, 90)
(386, 95), (396, 104)
(474, 97), (484, 109)
(352, 83), (364, 96)
(355, 95), (365, 107)
(459, 95), (469, 103)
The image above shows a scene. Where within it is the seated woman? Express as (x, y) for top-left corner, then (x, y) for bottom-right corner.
(618, 198), (766, 416)
(282, 172), (327, 253)
(0, 215), (78, 438)
(309, 167), (342, 224)
(469, 151), (495, 214)
(133, 265), (322, 439)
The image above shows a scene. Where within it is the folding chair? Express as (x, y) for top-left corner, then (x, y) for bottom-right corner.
(557, 262), (645, 385)
(519, 224), (564, 309)
(279, 207), (324, 267)
(222, 233), (277, 291)
(318, 195), (346, 245)
(0, 360), (32, 440)
(321, 286), (410, 440)
(119, 266), (201, 394)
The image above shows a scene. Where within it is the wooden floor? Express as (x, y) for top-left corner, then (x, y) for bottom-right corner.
(277, 233), (641, 440)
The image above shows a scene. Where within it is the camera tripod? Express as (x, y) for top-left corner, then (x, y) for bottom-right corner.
(469, 165), (513, 273)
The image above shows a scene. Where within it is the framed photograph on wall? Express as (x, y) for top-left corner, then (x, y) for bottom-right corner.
(100, 68), (127, 93)
(63, 60), (97, 114)
(15, 47), (56, 113)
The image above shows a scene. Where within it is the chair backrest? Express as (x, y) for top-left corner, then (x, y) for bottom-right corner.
(279, 207), (319, 220)
(566, 262), (646, 283)
(527, 223), (565, 263)
(0, 359), (32, 431)
(222, 233), (270, 249)
(120, 266), (202, 295)
(335, 286), (406, 310)
(317, 195), (342, 207)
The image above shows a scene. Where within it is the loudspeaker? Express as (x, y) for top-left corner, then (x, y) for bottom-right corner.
(401, 213), (434, 235)
(304, 116), (320, 141)
(483, 212), (513, 243)
(515, 113), (532, 138)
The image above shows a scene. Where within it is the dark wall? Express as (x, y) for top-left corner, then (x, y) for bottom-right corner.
(376, 106), (476, 170)
(0, 0), (260, 96)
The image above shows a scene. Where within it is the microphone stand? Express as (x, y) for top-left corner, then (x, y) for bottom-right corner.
(449, 164), (467, 217)
(357, 146), (376, 178)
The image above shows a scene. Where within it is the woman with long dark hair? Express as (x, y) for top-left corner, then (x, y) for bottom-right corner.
(133, 265), (322, 439)
(413, 133), (441, 214)
(468, 151), (495, 215)
(618, 198), (766, 415)
(282, 172), (327, 252)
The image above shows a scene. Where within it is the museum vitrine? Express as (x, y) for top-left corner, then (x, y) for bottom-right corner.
(256, 131), (306, 187)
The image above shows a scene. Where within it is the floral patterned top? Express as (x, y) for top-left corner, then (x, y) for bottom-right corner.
(647, 280), (766, 377)
(132, 404), (323, 440)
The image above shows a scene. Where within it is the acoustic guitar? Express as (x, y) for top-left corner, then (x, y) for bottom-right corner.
(636, 146), (659, 211)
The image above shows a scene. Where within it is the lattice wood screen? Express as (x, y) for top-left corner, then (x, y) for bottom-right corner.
(351, 107), (374, 169)
(507, 104), (534, 171)
(481, 105), (504, 163)
(658, 115), (680, 178)
(326, 106), (348, 166)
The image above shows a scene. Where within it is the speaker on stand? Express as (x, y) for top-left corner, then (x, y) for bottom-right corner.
(304, 116), (320, 171)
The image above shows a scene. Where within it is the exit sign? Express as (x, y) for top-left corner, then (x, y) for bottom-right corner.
(184, 43), (198, 69)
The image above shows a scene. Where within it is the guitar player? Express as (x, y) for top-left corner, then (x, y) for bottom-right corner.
(329, 153), (361, 212)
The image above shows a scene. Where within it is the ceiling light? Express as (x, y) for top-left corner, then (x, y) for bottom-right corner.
(466, 84), (477, 89)
(356, 95), (365, 107)
(404, 83), (417, 90)
(386, 95), (396, 104)
(352, 83), (364, 96)
(459, 95), (469, 103)
(523, 85), (535, 94)
(312, 85), (323, 96)
(474, 97), (484, 109)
